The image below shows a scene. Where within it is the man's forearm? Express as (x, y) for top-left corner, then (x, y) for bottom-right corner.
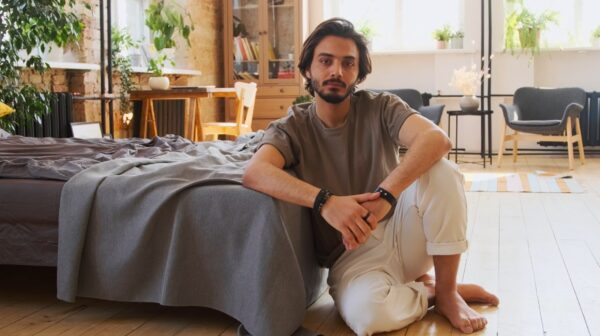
(243, 160), (320, 208)
(380, 128), (451, 197)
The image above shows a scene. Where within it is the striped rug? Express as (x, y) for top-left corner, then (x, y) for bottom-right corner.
(464, 172), (584, 193)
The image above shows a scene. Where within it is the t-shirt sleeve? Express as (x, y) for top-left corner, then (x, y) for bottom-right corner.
(258, 119), (298, 168)
(379, 93), (417, 147)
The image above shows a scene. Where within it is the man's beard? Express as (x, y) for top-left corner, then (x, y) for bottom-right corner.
(313, 78), (354, 104)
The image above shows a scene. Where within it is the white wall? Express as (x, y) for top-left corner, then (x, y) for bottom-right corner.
(305, 0), (600, 152)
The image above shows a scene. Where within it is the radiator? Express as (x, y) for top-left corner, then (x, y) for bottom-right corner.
(581, 91), (600, 146)
(132, 100), (186, 138)
(14, 92), (73, 138)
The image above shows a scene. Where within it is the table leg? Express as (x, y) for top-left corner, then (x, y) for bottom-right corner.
(140, 99), (148, 138)
(194, 98), (204, 141)
(149, 99), (158, 137)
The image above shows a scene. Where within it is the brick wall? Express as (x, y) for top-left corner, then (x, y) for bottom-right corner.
(19, 0), (224, 139)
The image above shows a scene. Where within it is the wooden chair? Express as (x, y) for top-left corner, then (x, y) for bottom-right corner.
(202, 82), (257, 141)
(497, 87), (587, 170)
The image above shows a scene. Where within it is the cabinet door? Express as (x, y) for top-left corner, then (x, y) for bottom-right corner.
(230, 0), (262, 82)
(263, 0), (298, 83)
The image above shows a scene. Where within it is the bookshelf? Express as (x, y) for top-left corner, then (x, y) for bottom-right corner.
(224, 0), (304, 131)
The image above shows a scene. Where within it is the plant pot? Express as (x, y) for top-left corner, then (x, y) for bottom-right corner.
(459, 95), (480, 113)
(148, 76), (170, 90)
(518, 28), (540, 49)
(436, 40), (448, 49)
(450, 37), (463, 49)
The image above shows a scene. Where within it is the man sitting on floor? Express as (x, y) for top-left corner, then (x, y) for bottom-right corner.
(243, 18), (499, 335)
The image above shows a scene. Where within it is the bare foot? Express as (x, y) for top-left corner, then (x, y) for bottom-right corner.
(457, 283), (499, 306)
(435, 290), (487, 334)
(416, 274), (499, 306)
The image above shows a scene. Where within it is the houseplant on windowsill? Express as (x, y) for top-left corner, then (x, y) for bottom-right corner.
(432, 25), (452, 49)
(591, 26), (600, 48)
(450, 30), (464, 49)
(357, 22), (376, 50)
(144, 0), (194, 90)
(449, 64), (489, 113)
(504, 6), (559, 56)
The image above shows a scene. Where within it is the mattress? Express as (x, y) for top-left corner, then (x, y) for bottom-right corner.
(0, 178), (64, 266)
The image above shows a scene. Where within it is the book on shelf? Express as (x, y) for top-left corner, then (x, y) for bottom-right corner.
(233, 36), (259, 62)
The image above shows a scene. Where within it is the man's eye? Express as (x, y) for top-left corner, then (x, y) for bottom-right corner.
(343, 61), (355, 67)
(320, 58), (331, 65)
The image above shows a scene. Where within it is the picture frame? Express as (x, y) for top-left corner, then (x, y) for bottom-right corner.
(70, 122), (104, 139)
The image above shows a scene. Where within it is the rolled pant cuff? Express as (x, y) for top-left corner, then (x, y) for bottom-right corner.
(426, 240), (468, 255)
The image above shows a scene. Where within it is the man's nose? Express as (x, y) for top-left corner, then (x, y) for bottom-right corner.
(329, 61), (343, 78)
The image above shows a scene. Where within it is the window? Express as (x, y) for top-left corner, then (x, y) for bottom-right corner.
(323, 0), (464, 51)
(504, 0), (600, 48)
(111, 0), (149, 63)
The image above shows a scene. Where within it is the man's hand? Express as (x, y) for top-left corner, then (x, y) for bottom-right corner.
(320, 192), (380, 250)
(360, 198), (393, 227)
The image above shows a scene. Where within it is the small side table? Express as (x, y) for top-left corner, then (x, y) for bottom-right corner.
(447, 109), (493, 167)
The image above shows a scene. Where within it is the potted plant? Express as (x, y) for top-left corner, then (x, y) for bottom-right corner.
(144, 0), (194, 89)
(449, 63), (489, 113)
(505, 6), (559, 55)
(0, 0), (86, 133)
(450, 30), (464, 49)
(592, 26), (600, 48)
(357, 22), (376, 49)
(432, 25), (452, 49)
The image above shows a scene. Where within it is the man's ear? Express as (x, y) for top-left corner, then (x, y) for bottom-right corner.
(305, 70), (311, 79)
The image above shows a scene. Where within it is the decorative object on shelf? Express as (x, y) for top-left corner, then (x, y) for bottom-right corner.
(432, 25), (453, 49)
(591, 26), (600, 48)
(450, 30), (464, 49)
(111, 27), (139, 127)
(144, 0), (194, 80)
(0, 0), (86, 133)
(504, 0), (559, 56)
(449, 63), (490, 113)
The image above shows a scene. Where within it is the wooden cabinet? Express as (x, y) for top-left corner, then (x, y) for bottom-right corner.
(224, 0), (304, 130)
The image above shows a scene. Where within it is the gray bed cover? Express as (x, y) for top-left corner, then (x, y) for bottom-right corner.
(0, 134), (327, 336)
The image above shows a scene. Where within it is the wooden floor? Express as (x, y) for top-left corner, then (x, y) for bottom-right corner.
(1, 155), (599, 336)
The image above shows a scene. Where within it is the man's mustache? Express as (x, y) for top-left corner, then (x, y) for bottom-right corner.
(322, 79), (346, 88)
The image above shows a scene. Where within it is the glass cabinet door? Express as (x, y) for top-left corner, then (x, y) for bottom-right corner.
(231, 0), (261, 81)
(265, 0), (296, 81)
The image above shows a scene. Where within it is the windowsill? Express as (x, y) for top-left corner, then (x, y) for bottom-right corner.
(131, 66), (202, 76)
(498, 46), (600, 54)
(371, 48), (478, 56)
(16, 61), (100, 71)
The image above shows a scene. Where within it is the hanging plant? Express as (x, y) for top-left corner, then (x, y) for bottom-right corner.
(111, 27), (139, 128)
(0, 0), (86, 133)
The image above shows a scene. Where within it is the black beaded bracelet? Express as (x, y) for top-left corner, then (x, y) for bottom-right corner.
(375, 187), (397, 208)
(313, 189), (333, 214)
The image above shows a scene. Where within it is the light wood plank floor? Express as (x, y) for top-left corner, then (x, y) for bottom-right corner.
(1, 155), (599, 336)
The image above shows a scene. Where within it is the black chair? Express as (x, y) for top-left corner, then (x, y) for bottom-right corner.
(498, 87), (587, 170)
(370, 89), (444, 125)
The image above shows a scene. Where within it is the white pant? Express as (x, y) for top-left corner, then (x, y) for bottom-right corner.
(328, 159), (468, 336)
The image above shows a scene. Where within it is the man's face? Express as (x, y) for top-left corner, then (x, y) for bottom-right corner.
(306, 35), (360, 104)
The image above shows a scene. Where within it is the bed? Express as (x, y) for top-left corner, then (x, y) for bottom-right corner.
(0, 134), (327, 336)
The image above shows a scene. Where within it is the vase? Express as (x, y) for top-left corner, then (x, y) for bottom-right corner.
(459, 95), (480, 113)
(148, 76), (170, 90)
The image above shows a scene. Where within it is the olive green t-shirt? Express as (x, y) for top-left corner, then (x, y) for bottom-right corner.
(260, 90), (416, 267)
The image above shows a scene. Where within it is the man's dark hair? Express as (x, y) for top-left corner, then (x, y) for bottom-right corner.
(298, 18), (372, 96)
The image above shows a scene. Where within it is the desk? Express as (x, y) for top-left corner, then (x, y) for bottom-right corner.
(129, 87), (237, 141)
(447, 109), (493, 167)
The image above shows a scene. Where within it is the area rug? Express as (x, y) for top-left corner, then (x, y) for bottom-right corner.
(463, 172), (584, 193)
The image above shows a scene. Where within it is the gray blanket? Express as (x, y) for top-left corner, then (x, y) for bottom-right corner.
(2, 134), (326, 336)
